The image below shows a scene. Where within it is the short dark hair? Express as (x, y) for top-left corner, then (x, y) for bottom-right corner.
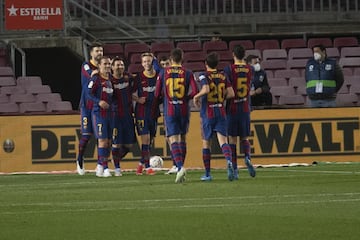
(206, 52), (219, 69)
(159, 55), (169, 62)
(312, 44), (326, 52)
(170, 48), (183, 64)
(89, 42), (103, 52)
(246, 54), (259, 64)
(111, 56), (125, 66)
(233, 45), (245, 60)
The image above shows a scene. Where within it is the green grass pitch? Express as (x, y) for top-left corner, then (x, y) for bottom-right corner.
(0, 163), (359, 240)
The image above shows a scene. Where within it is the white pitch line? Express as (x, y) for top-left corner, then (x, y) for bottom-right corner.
(1, 192), (359, 207)
(1, 198), (359, 215)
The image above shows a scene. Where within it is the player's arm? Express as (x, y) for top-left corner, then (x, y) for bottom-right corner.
(188, 71), (199, 99)
(193, 74), (209, 108)
(224, 74), (235, 99)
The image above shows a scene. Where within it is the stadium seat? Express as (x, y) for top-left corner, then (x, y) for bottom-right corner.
(202, 41), (228, 53)
(295, 86), (307, 96)
(265, 70), (274, 78)
(339, 57), (360, 69)
(281, 39), (307, 50)
(36, 93), (62, 103)
(130, 53), (142, 64)
(340, 47), (360, 58)
(176, 41), (202, 52)
(124, 43), (150, 59)
(342, 68), (354, 76)
(10, 93), (36, 103)
(278, 95), (305, 105)
(350, 84), (360, 95)
(151, 41), (175, 56)
(16, 76), (42, 90)
(333, 37), (359, 49)
(261, 60), (287, 71)
(267, 78), (288, 87)
(0, 76), (16, 87)
(183, 51), (206, 63)
(127, 63), (143, 74)
(288, 77), (305, 88)
(183, 62), (205, 72)
(287, 59), (308, 70)
(274, 69), (300, 80)
(47, 101), (73, 112)
(217, 61), (231, 70)
(0, 57), (8, 66)
(245, 49), (262, 59)
(336, 93), (358, 106)
(338, 84), (349, 94)
(0, 86), (26, 96)
(103, 43), (124, 58)
(229, 40), (254, 50)
(254, 39), (280, 52)
(0, 94), (9, 103)
(19, 102), (46, 113)
(270, 86), (296, 97)
(0, 102), (19, 113)
(27, 85), (52, 94)
(216, 50), (233, 62)
(353, 68), (360, 75)
(262, 49), (287, 61)
(0, 66), (14, 76)
(307, 38), (332, 48)
(326, 47), (340, 60)
(288, 48), (313, 60)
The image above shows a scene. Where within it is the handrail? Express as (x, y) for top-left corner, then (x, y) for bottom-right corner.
(10, 42), (26, 77)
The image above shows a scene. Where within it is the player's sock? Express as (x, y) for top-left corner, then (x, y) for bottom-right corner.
(141, 144), (150, 168)
(230, 144), (238, 170)
(180, 141), (187, 164)
(98, 147), (109, 169)
(202, 148), (211, 176)
(241, 139), (251, 159)
(119, 146), (130, 159)
(77, 134), (91, 168)
(112, 147), (121, 169)
(171, 142), (183, 170)
(221, 143), (232, 163)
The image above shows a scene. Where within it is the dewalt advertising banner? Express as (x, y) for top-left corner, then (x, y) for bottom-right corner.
(0, 107), (359, 173)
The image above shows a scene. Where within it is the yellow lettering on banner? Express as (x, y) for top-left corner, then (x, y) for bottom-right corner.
(0, 108), (359, 173)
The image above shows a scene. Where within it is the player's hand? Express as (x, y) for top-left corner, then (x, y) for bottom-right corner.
(99, 100), (109, 109)
(193, 96), (200, 108)
(91, 69), (99, 77)
(250, 90), (256, 96)
(255, 88), (263, 95)
(137, 97), (146, 104)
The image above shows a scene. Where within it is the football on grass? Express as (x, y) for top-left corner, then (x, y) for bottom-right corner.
(149, 156), (164, 168)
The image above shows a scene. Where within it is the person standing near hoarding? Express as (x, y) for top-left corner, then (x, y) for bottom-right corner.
(193, 52), (235, 181)
(87, 56), (113, 177)
(76, 42), (103, 175)
(155, 48), (198, 183)
(223, 45), (256, 180)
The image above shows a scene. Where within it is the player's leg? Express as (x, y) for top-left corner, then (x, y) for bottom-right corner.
(76, 108), (93, 175)
(98, 138), (111, 177)
(200, 118), (212, 181)
(239, 112), (256, 177)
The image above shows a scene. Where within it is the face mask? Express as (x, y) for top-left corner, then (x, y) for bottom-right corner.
(314, 52), (322, 61)
(253, 63), (261, 72)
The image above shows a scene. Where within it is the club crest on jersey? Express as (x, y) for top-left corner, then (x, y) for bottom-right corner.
(84, 64), (90, 71)
(325, 64), (332, 71)
(88, 81), (94, 88)
(114, 82), (129, 89)
(309, 65), (314, 71)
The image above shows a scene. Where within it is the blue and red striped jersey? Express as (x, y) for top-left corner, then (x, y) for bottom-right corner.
(155, 65), (198, 117)
(87, 74), (113, 118)
(198, 70), (230, 119)
(134, 71), (160, 119)
(80, 60), (98, 110)
(223, 63), (252, 114)
(111, 72), (136, 118)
